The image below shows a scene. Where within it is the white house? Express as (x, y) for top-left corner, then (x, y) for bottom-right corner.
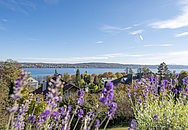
(27, 77), (38, 89)
(101, 77), (117, 85)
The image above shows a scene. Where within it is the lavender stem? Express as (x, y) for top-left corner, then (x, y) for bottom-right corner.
(98, 116), (107, 128)
(73, 117), (80, 130)
(103, 118), (110, 130)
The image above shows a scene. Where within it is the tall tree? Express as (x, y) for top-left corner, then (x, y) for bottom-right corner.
(137, 67), (142, 73)
(86, 75), (91, 84)
(125, 67), (129, 74)
(158, 62), (171, 84)
(129, 68), (134, 74)
(76, 69), (81, 86)
(54, 69), (58, 77)
(93, 76), (99, 85)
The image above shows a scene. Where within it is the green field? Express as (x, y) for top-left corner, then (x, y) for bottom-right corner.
(100, 127), (129, 130)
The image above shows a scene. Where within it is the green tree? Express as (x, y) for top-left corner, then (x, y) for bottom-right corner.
(115, 72), (123, 78)
(86, 75), (91, 84)
(76, 69), (81, 86)
(129, 68), (134, 74)
(54, 69), (58, 77)
(137, 67), (142, 73)
(93, 76), (99, 85)
(158, 62), (171, 84)
(141, 67), (150, 73)
(178, 71), (188, 86)
(94, 85), (98, 92)
(125, 67), (129, 74)
(63, 72), (71, 82)
(0, 59), (22, 129)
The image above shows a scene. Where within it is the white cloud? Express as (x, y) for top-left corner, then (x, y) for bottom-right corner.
(129, 30), (144, 35)
(102, 53), (143, 58)
(2, 19), (7, 22)
(149, 0), (188, 29)
(18, 56), (108, 63)
(160, 44), (173, 46)
(137, 51), (188, 65)
(96, 41), (103, 43)
(144, 44), (153, 47)
(100, 25), (131, 33)
(175, 32), (188, 37)
(144, 44), (173, 47)
(0, 0), (37, 13)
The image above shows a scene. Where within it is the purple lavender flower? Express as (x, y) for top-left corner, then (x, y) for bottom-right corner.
(77, 89), (84, 105)
(185, 87), (188, 93)
(95, 119), (100, 129)
(82, 111), (94, 130)
(153, 114), (158, 120)
(35, 96), (39, 104)
(105, 102), (117, 120)
(182, 77), (188, 86)
(106, 81), (113, 90)
(52, 110), (60, 117)
(163, 113), (165, 118)
(175, 89), (178, 94)
(27, 113), (35, 123)
(99, 81), (114, 105)
(59, 96), (62, 101)
(78, 109), (84, 118)
(133, 84), (137, 88)
(127, 89), (131, 93)
(137, 99), (142, 104)
(176, 74), (179, 78)
(133, 92), (137, 97)
(128, 119), (136, 130)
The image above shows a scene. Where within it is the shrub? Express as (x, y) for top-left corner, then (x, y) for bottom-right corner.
(128, 73), (188, 129)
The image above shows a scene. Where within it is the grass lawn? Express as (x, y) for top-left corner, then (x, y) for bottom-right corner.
(106, 127), (129, 130)
(100, 127), (129, 130)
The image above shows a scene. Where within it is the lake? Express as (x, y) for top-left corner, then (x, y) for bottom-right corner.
(24, 68), (188, 78)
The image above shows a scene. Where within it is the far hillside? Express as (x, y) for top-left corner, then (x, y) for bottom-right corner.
(20, 62), (188, 69)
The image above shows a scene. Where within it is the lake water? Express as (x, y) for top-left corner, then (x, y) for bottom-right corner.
(24, 68), (188, 78)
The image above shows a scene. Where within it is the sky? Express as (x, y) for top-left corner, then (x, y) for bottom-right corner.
(1, 0), (188, 65)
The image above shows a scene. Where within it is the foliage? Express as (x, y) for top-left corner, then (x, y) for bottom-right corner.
(71, 74), (76, 82)
(0, 59), (22, 129)
(115, 72), (123, 78)
(158, 62), (171, 83)
(129, 68), (134, 74)
(76, 69), (81, 86)
(141, 67), (151, 73)
(5, 71), (117, 130)
(128, 71), (188, 129)
(62, 72), (71, 82)
(125, 67), (129, 74)
(178, 71), (188, 86)
(94, 76), (100, 85)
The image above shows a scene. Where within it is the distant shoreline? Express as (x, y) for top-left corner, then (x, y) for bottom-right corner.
(21, 62), (188, 69)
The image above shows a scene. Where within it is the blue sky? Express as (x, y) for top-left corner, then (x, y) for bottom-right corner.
(1, 0), (188, 65)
